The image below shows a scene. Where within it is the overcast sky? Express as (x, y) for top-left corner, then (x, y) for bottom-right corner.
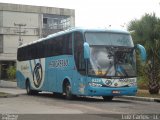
(0, 0), (159, 29)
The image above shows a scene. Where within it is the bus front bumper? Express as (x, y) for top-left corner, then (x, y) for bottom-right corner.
(86, 86), (137, 96)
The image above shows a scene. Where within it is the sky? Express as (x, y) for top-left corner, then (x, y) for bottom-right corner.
(0, 0), (159, 29)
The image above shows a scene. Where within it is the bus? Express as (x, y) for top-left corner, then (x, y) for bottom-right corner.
(16, 28), (146, 101)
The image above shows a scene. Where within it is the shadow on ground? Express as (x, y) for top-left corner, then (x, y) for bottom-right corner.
(24, 92), (133, 104)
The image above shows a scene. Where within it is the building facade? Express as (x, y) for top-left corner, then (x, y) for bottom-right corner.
(0, 3), (75, 79)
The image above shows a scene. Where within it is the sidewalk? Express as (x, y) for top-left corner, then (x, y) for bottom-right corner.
(0, 80), (17, 88)
(117, 89), (160, 102)
(0, 80), (25, 97)
(118, 95), (160, 102)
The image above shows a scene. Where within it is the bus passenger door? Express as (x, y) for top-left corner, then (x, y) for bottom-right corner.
(73, 31), (87, 95)
(73, 72), (87, 95)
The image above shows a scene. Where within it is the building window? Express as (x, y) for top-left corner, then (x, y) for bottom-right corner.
(42, 14), (71, 37)
(43, 18), (48, 24)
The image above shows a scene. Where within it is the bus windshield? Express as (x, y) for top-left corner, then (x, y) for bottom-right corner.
(85, 32), (134, 47)
(85, 32), (136, 78)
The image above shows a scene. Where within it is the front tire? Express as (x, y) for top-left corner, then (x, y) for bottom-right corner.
(65, 82), (73, 100)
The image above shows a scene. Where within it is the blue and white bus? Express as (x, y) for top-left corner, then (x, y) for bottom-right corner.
(16, 28), (146, 101)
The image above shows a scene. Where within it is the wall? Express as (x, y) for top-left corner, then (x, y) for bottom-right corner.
(0, 11), (3, 27)
(3, 35), (39, 54)
(1, 11), (40, 55)
(3, 11), (39, 28)
(0, 3), (75, 60)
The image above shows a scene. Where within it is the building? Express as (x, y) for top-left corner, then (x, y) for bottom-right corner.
(0, 3), (75, 79)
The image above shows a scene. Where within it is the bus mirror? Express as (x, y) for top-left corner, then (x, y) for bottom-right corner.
(83, 42), (90, 59)
(136, 44), (147, 62)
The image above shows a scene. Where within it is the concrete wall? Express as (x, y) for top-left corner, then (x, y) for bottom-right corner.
(0, 3), (75, 16)
(3, 35), (39, 54)
(0, 3), (75, 62)
(0, 11), (3, 27)
(2, 11), (40, 54)
(3, 11), (39, 28)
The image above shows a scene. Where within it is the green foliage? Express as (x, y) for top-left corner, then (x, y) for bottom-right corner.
(137, 77), (148, 90)
(128, 13), (160, 94)
(128, 13), (160, 47)
(145, 60), (160, 94)
(7, 66), (16, 80)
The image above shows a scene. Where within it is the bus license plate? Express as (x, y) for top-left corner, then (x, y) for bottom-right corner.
(112, 90), (120, 94)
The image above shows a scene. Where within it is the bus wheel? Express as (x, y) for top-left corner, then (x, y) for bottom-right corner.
(102, 96), (113, 101)
(65, 82), (73, 100)
(26, 80), (38, 95)
(26, 80), (32, 95)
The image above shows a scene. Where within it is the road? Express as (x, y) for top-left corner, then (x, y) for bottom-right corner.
(0, 88), (160, 120)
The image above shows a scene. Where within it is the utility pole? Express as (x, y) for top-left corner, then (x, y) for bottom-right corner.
(14, 23), (26, 46)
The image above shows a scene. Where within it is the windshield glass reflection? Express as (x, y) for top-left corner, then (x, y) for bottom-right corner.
(88, 46), (136, 78)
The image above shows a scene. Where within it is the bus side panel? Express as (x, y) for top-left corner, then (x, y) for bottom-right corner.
(56, 69), (72, 93)
(56, 56), (75, 93)
(45, 55), (75, 93)
(45, 57), (57, 92)
(16, 68), (26, 89)
(16, 58), (47, 91)
(29, 58), (46, 91)
(16, 61), (32, 89)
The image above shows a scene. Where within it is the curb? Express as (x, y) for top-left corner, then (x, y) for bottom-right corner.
(0, 94), (19, 98)
(117, 96), (160, 103)
(0, 86), (18, 88)
(0, 80), (17, 88)
(154, 98), (160, 102)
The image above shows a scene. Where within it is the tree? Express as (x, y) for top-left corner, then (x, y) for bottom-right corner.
(128, 13), (160, 94)
(7, 66), (16, 80)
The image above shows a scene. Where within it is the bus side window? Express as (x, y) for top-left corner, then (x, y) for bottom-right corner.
(64, 33), (72, 55)
(74, 32), (85, 75)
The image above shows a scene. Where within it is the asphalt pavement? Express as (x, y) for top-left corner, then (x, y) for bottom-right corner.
(0, 80), (160, 102)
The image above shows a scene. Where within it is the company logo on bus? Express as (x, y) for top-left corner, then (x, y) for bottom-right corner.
(105, 80), (112, 86)
(33, 63), (43, 88)
(49, 59), (69, 68)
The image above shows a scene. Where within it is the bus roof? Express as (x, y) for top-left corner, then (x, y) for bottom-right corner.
(18, 27), (130, 48)
(46, 27), (130, 38)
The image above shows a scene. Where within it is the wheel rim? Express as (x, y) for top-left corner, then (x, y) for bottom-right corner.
(66, 84), (70, 97)
(65, 82), (72, 99)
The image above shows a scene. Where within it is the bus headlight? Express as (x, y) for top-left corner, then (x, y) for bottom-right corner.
(128, 82), (137, 86)
(128, 78), (137, 86)
(88, 82), (102, 87)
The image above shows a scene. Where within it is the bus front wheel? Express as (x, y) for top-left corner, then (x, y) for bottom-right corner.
(65, 82), (73, 100)
(102, 96), (113, 101)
